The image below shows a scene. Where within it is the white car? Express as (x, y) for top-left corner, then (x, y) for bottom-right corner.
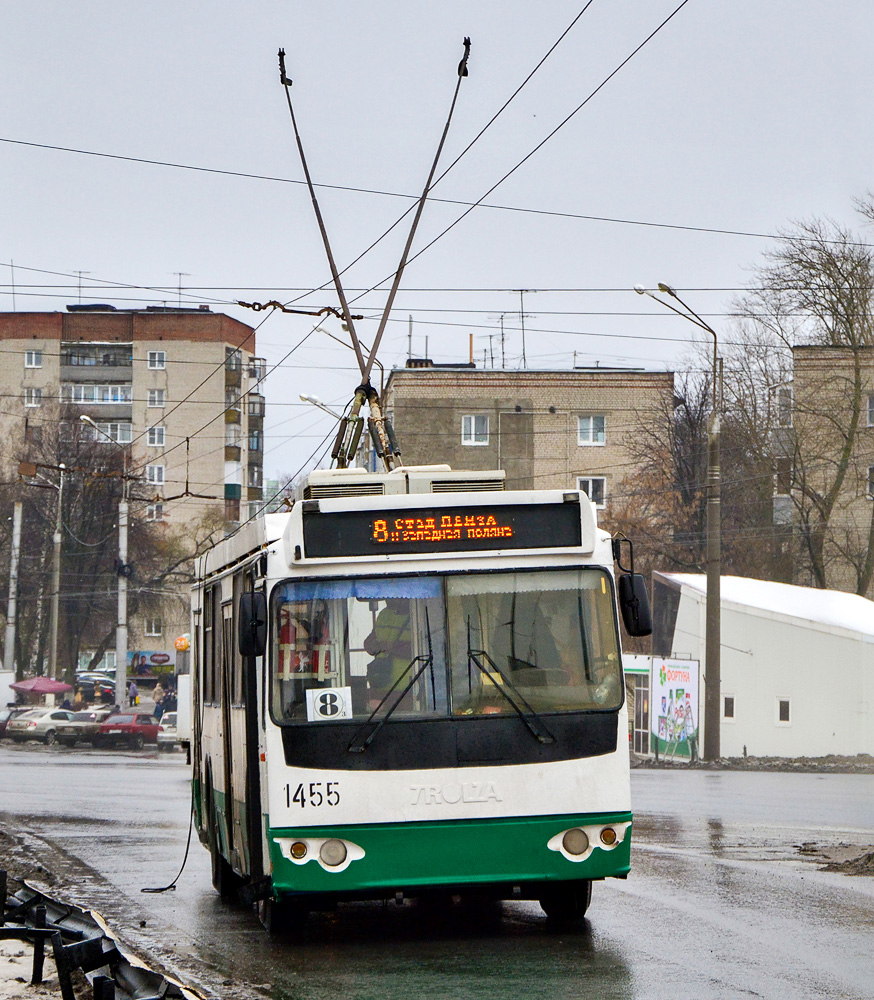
(6, 708), (76, 744)
(157, 712), (180, 752)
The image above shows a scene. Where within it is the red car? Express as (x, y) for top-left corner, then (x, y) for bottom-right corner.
(94, 713), (160, 749)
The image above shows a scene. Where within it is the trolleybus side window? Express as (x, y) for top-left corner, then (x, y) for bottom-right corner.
(269, 569), (621, 724)
(203, 586), (215, 704)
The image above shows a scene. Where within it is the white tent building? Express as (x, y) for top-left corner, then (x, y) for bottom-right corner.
(652, 573), (874, 758)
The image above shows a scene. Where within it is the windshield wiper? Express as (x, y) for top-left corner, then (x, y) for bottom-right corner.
(348, 607), (435, 753)
(465, 636), (555, 745)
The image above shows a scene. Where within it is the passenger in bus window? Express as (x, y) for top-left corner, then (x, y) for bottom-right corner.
(363, 599), (412, 708)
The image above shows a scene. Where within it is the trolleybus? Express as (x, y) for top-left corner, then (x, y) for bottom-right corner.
(191, 464), (650, 927)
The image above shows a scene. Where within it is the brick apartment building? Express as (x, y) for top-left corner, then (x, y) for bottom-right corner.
(381, 363), (675, 510)
(0, 305), (264, 672)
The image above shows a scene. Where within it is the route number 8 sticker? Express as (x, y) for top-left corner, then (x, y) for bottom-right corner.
(306, 686), (353, 721)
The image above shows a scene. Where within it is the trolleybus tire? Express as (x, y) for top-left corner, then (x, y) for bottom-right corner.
(257, 895), (308, 935)
(539, 879), (592, 921)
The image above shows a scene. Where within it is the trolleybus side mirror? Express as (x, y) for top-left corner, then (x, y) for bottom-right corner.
(611, 537), (653, 637)
(617, 574), (652, 637)
(238, 591), (267, 658)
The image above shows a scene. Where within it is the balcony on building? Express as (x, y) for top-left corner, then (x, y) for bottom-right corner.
(225, 348), (242, 388)
(249, 357), (267, 382)
(225, 388), (242, 424)
(248, 393), (265, 420)
(60, 342), (133, 383)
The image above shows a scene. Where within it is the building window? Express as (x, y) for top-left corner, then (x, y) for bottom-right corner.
(24, 388), (42, 407)
(461, 414), (489, 446)
(147, 426), (165, 447)
(226, 424), (242, 448)
(247, 465), (263, 488)
(146, 503), (164, 521)
(146, 464), (165, 485)
(144, 617), (162, 637)
(147, 389), (166, 408)
(723, 695), (735, 719)
(89, 421), (132, 444)
(577, 476), (606, 508)
(771, 386), (793, 428)
(147, 351), (166, 370)
(25, 350), (43, 368)
(578, 415), (606, 446)
(224, 498), (241, 522)
(226, 348), (242, 372)
(248, 429), (263, 452)
(777, 698), (791, 724)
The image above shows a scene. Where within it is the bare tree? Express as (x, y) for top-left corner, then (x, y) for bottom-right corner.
(738, 215), (874, 594)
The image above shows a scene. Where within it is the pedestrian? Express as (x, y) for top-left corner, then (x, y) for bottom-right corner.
(128, 680), (138, 707)
(152, 681), (164, 706)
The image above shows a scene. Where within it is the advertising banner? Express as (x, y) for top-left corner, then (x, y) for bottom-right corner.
(650, 657), (699, 759)
(128, 650), (177, 677)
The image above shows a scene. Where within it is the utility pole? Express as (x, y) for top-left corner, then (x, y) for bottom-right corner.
(117, 494), (129, 706)
(80, 415), (129, 704)
(48, 465), (65, 680)
(4, 502), (22, 676)
(635, 282), (721, 760)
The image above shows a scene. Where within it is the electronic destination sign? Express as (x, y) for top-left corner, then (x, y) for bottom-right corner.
(302, 501), (582, 557)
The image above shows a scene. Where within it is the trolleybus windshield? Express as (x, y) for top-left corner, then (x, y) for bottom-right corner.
(271, 568), (622, 724)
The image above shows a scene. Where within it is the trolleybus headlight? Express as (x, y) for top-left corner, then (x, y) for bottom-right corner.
(600, 827), (617, 846)
(319, 839), (347, 867)
(290, 841), (308, 860)
(562, 829), (589, 856)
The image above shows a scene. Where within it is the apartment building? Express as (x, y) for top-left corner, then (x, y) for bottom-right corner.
(381, 363), (675, 510)
(784, 344), (874, 596)
(1, 305), (264, 671)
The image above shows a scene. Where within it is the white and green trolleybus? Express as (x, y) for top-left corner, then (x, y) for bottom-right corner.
(191, 464), (651, 926)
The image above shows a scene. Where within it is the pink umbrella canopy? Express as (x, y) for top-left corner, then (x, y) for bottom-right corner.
(10, 676), (73, 694)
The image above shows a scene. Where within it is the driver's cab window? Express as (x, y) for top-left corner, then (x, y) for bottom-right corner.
(272, 579), (447, 723)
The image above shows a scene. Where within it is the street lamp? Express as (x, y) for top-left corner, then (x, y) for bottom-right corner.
(299, 394), (344, 420)
(635, 283), (722, 761)
(80, 414), (129, 706)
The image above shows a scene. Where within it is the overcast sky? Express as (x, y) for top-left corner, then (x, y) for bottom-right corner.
(4, 1), (874, 480)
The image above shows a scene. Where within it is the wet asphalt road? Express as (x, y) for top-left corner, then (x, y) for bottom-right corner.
(1, 743), (873, 1000)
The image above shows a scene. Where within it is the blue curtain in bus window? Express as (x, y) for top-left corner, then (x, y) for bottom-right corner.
(274, 577), (442, 603)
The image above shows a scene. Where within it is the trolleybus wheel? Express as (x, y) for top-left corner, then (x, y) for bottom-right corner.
(257, 895), (308, 935)
(539, 879), (592, 921)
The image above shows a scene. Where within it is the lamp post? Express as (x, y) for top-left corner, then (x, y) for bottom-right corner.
(80, 415), (129, 707)
(635, 283), (721, 761)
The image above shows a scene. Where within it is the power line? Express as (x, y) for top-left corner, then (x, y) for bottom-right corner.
(6, 136), (871, 249)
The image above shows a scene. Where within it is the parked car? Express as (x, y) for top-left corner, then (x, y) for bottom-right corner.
(94, 713), (160, 749)
(5, 708), (76, 744)
(74, 675), (116, 703)
(0, 707), (31, 738)
(157, 712), (180, 752)
(55, 708), (115, 747)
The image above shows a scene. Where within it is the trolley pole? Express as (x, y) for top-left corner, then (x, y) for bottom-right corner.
(4, 501), (22, 676)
